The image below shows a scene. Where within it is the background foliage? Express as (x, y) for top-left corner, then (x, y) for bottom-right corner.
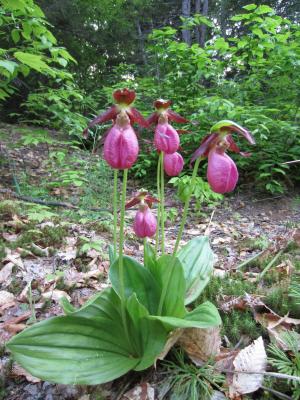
(1, 0), (299, 193)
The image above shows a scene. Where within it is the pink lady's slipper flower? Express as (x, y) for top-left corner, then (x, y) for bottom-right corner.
(103, 111), (139, 170)
(148, 99), (188, 154)
(191, 120), (255, 194)
(164, 152), (184, 176)
(83, 88), (148, 138)
(126, 192), (158, 238)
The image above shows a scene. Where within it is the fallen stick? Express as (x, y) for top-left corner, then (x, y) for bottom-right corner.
(0, 188), (111, 213)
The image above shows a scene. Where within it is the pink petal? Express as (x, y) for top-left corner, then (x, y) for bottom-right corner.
(227, 135), (251, 157)
(164, 152), (184, 176)
(146, 113), (159, 126)
(103, 123), (139, 170)
(167, 109), (188, 124)
(133, 207), (157, 238)
(207, 149), (238, 194)
(128, 107), (148, 127)
(113, 88), (136, 105)
(154, 123), (180, 153)
(190, 133), (219, 163)
(85, 106), (117, 132)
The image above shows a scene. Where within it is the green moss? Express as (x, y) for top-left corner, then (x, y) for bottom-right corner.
(0, 200), (21, 220)
(222, 310), (263, 343)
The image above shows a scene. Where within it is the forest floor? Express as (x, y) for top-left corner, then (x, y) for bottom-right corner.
(0, 124), (299, 400)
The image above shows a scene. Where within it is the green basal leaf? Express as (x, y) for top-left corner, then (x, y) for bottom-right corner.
(156, 255), (186, 318)
(177, 236), (214, 305)
(126, 294), (168, 371)
(149, 301), (221, 331)
(61, 287), (121, 320)
(109, 256), (160, 314)
(7, 315), (139, 385)
(108, 244), (116, 265)
(143, 241), (156, 274)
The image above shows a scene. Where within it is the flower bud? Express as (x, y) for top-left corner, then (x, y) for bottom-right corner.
(207, 148), (238, 194)
(163, 152), (184, 176)
(133, 205), (157, 238)
(103, 113), (139, 170)
(154, 122), (180, 154)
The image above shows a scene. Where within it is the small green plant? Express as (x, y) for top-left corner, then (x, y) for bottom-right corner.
(78, 237), (105, 256)
(170, 175), (223, 212)
(25, 205), (57, 223)
(268, 331), (300, 400)
(162, 349), (224, 400)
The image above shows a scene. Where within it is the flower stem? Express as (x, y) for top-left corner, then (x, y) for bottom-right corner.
(118, 168), (130, 345)
(155, 154), (161, 255)
(160, 151), (165, 254)
(113, 169), (118, 257)
(173, 157), (201, 256)
(143, 237), (147, 263)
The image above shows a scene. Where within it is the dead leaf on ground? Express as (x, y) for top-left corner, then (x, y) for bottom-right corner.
(157, 329), (183, 361)
(255, 312), (300, 350)
(42, 289), (71, 303)
(122, 383), (155, 400)
(219, 293), (265, 313)
(2, 232), (19, 242)
(11, 363), (41, 383)
(0, 290), (15, 307)
(229, 337), (267, 398)
(178, 327), (221, 365)
(3, 248), (24, 269)
(0, 262), (14, 285)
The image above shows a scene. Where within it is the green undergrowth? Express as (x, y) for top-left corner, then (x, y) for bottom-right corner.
(198, 258), (300, 344)
(0, 199), (113, 265)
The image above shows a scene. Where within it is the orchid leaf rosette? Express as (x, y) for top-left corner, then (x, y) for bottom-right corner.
(7, 94), (222, 386)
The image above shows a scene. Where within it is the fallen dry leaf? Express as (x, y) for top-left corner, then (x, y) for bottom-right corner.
(123, 383), (155, 400)
(229, 337), (267, 398)
(4, 323), (27, 333)
(255, 312), (300, 350)
(157, 329), (183, 361)
(3, 248), (24, 269)
(11, 363), (41, 383)
(178, 327), (221, 365)
(42, 289), (71, 303)
(2, 232), (19, 242)
(0, 290), (15, 307)
(0, 262), (14, 284)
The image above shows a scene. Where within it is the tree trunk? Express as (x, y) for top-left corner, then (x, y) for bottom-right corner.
(220, 0), (227, 38)
(135, 19), (147, 65)
(199, 0), (209, 47)
(195, 0), (201, 44)
(182, 0), (191, 45)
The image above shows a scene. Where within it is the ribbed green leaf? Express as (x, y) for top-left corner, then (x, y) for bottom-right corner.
(126, 294), (168, 371)
(149, 301), (221, 330)
(7, 316), (139, 385)
(109, 256), (160, 314)
(177, 236), (214, 305)
(156, 255), (186, 318)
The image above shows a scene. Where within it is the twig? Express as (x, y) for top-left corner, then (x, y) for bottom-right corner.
(0, 188), (111, 213)
(282, 160), (300, 165)
(204, 209), (215, 236)
(252, 196), (283, 202)
(216, 368), (300, 383)
(261, 385), (292, 400)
